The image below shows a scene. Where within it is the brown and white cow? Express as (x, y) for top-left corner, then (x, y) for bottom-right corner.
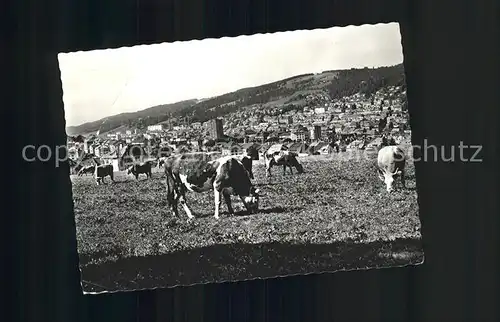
(94, 164), (114, 185)
(377, 145), (406, 192)
(78, 165), (95, 176)
(127, 161), (153, 180)
(264, 150), (304, 177)
(164, 154), (260, 219)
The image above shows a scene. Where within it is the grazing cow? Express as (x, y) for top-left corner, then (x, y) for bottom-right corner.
(77, 165), (95, 176)
(377, 145), (406, 192)
(94, 164), (114, 185)
(127, 161), (153, 180)
(164, 154), (260, 219)
(264, 150), (304, 177)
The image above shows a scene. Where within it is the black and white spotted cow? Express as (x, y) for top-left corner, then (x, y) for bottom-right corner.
(164, 154), (260, 219)
(94, 164), (114, 185)
(127, 161), (153, 180)
(377, 145), (406, 192)
(264, 150), (305, 177)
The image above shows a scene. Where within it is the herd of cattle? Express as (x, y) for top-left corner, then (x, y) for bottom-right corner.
(73, 144), (408, 219)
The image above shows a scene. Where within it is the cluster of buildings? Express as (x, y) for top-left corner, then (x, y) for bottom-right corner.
(219, 88), (408, 145)
(67, 85), (410, 173)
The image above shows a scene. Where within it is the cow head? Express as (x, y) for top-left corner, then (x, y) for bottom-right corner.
(378, 168), (402, 192)
(243, 187), (260, 214)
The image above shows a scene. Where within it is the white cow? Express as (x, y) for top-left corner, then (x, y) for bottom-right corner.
(377, 145), (406, 192)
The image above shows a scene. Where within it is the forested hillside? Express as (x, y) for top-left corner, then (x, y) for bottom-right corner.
(66, 99), (198, 136)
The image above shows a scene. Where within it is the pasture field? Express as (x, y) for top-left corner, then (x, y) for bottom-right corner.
(72, 150), (423, 292)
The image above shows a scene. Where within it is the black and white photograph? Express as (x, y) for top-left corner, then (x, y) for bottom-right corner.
(58, 22), (424, 294)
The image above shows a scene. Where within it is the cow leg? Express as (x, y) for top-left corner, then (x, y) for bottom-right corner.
(178, 195), (194, 219)
(213, 190), (223, 219)
(110, 173), (114, 183)
(166, 175), (181, 217)
(400, 169), (406, 188)
(223, 190), (234, 215)
(289, 165), (294, 175)
(169, 189), (180, 217)
(171, 202), (179, 217)
(264, 165), (271, 178)
(135, 174), (139, 180)
(283, 164), (286, 175)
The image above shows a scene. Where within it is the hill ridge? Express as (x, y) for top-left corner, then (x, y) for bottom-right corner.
(66, 64), (405, 136)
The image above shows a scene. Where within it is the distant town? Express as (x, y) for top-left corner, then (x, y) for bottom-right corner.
(67, 82), (410, 173)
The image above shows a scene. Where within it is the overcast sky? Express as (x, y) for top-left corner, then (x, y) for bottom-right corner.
(58, 22), (404, 127)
